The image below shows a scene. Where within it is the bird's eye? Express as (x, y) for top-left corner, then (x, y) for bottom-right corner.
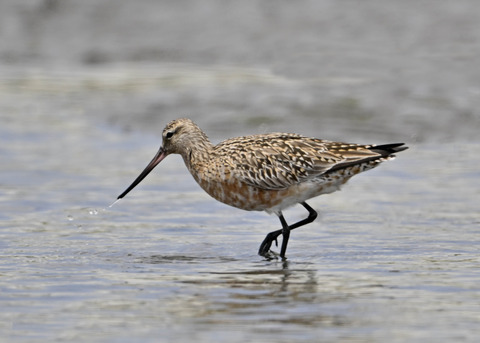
(165, 131), (174, 139)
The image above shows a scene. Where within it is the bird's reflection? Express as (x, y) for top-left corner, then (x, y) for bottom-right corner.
(136, 253), (350, 328)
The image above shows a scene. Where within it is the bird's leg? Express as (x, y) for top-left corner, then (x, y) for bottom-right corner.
(258, 202), (318, 259)
(279, 214), (290, 259)
(289, 202), (318, 230)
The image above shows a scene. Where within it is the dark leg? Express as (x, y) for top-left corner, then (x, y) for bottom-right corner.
(258, 202), (318, 259)
(279, 214), (290, 258)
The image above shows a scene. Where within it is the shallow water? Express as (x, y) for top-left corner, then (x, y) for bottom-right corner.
(1, 89), (479, 342)
(1, 1), (480, 342)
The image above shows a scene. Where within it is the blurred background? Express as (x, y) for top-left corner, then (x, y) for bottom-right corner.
(1, 1), (479, 342)
(1, 0), (479, 141)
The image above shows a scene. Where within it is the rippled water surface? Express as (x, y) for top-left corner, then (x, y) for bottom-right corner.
(1, 1), (480, 342)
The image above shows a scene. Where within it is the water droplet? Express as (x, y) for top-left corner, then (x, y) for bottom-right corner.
(89, 209), (98, 215)
(109, 199), (121, 208)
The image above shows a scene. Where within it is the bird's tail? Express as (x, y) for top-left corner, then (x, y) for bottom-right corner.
(369, 143), (408, 157)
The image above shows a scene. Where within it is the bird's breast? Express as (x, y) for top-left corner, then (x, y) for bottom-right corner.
(193, 174), (283, 212)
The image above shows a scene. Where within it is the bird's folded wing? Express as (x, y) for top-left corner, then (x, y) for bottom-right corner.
(216, 133), (379, 190)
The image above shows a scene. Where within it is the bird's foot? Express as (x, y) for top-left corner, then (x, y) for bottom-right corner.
(262, 250), (280, 260)
(258, 230), (282, 258)
(258, 241), (272, 257)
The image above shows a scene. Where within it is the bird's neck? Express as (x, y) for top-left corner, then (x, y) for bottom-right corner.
(180, 130), (214, 175)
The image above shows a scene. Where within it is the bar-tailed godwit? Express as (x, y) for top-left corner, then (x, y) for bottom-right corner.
(117, 118), (407, 259)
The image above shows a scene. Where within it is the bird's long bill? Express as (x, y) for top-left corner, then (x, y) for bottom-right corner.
(117, 147), (166, 199)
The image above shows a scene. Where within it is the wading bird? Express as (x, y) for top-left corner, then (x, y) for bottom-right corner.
(117, 118), (407, 259)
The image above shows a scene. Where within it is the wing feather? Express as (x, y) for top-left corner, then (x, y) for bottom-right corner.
(214, 133), (384, 190)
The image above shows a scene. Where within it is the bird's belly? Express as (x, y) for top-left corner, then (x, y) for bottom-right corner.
(196, 178), (286, 212)
(195, 174), (352, 215)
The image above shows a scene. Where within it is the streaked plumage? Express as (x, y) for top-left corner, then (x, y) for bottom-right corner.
(118, 118), (407, 259)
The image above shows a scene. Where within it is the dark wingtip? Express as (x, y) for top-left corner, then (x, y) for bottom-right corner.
(370, 143), (408, 156)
